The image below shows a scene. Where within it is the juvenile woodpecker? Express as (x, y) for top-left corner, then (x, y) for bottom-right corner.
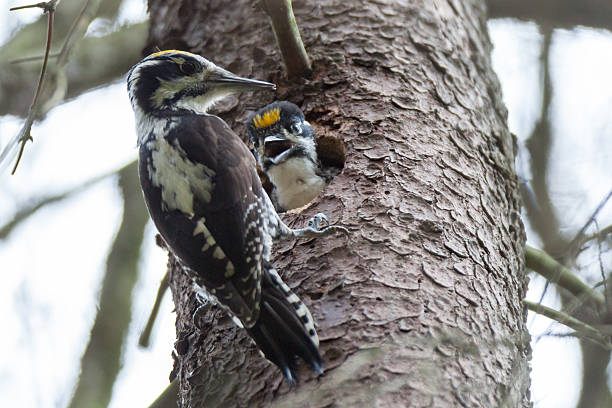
(126, 50), (346, 383)
(247, 101), (339, 212)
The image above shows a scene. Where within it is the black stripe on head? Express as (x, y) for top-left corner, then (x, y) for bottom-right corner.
(127, 52), (204, 112)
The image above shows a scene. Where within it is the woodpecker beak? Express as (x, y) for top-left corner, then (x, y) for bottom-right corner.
(263, 134), (294, 164)
(208, 69), (276, 92)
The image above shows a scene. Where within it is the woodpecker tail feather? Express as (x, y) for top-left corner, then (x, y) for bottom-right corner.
(247, 267), (322, 384)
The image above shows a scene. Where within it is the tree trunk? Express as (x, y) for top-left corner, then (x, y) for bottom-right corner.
(146, 0), (530, 406)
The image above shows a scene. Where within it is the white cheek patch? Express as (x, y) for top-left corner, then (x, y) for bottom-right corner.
(174, 88), (227, 114)
(151, 76), (194, 108)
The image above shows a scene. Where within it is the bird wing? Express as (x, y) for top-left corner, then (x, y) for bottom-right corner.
(139, 114), (268, 326)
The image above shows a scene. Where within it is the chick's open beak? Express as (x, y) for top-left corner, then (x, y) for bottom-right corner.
(263, 134), (294, 164)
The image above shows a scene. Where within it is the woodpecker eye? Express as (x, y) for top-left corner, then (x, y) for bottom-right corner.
(289, 121), (302, 135)
(180, 61), (199, 75)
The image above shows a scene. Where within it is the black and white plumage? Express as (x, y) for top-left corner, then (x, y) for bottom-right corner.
(246, 101), (338, 212)
(126, 50), (346, 383)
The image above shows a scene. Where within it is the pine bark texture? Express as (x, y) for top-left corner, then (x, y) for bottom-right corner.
(146, 0), (530, 406)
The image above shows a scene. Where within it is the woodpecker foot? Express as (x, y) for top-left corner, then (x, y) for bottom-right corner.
(174, 329), (197, 356)
(191, 286), (211, 329)
(293, 213), (349, 239)
(308, 213), (328, 229)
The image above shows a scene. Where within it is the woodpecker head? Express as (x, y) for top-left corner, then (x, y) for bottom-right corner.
(127, 50), (275, 115)
(246, 101), (317, 171)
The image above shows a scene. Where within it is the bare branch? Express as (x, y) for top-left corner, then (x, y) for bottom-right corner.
(38, 0), (101, 114)
(524, 300), (610, 349)
(1, 0), (116, 173)
(2, 3), (57, 174)
(0, 0), (132, 117)
(0, 160), (135, 241)
(139, 272), (170, 348)
(566, 189), (612, 257)
(582, 224), (612, 247)
(517, 25), (612, 406)
(10, 0), (59, 12)
(261, 0), (311, 79)
(148, 380), (178, 408)
(525, 246), (605, 308)
(522, 29), (562, 253)
(10, 52), (60, 64)
(1, 24), (146, 118)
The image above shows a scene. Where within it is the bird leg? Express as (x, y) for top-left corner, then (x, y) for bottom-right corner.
(289, 212), (349, 239)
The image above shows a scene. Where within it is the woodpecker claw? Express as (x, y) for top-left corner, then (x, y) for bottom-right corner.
(192, 303), (206, 329)
(308, 213), (328, 229)
(293, 212), (349, 239)
(191, 283), (211, 329)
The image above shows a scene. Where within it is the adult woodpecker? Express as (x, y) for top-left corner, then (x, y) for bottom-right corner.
(126, 50), (346, 383)
(246, 101), (339, 212)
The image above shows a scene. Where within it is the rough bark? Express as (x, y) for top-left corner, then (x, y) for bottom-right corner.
(146, 0), (529, 406)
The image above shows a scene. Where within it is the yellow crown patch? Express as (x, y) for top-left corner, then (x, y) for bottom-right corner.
(151, 49), (195, 58)
(253, 108), (281, 129)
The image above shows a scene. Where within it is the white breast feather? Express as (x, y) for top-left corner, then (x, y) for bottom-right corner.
(267, 157), (325, 210)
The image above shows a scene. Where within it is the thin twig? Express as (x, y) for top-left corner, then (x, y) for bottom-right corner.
(10, 0), (58, 12)
(2, 0), (101, 174)
(10, 0), (90, 65)
(592, 220), (610, 306)
(39, 0), (100, 116)
(139, 272), (170, 348)
(56, 0), (92, 64)
(10, 52), (61, 64)
(4, 1), (57, 174)
(578, 224), (612, 248)
(524, 300), (610, 349)
(261, 0), (311, 79)
(567, 188), (612, 257)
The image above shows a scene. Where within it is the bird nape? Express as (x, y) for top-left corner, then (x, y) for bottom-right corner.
(126, 50), (347, 384)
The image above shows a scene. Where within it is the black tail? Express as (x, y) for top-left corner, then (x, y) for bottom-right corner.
(247, 267), (322, 384)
